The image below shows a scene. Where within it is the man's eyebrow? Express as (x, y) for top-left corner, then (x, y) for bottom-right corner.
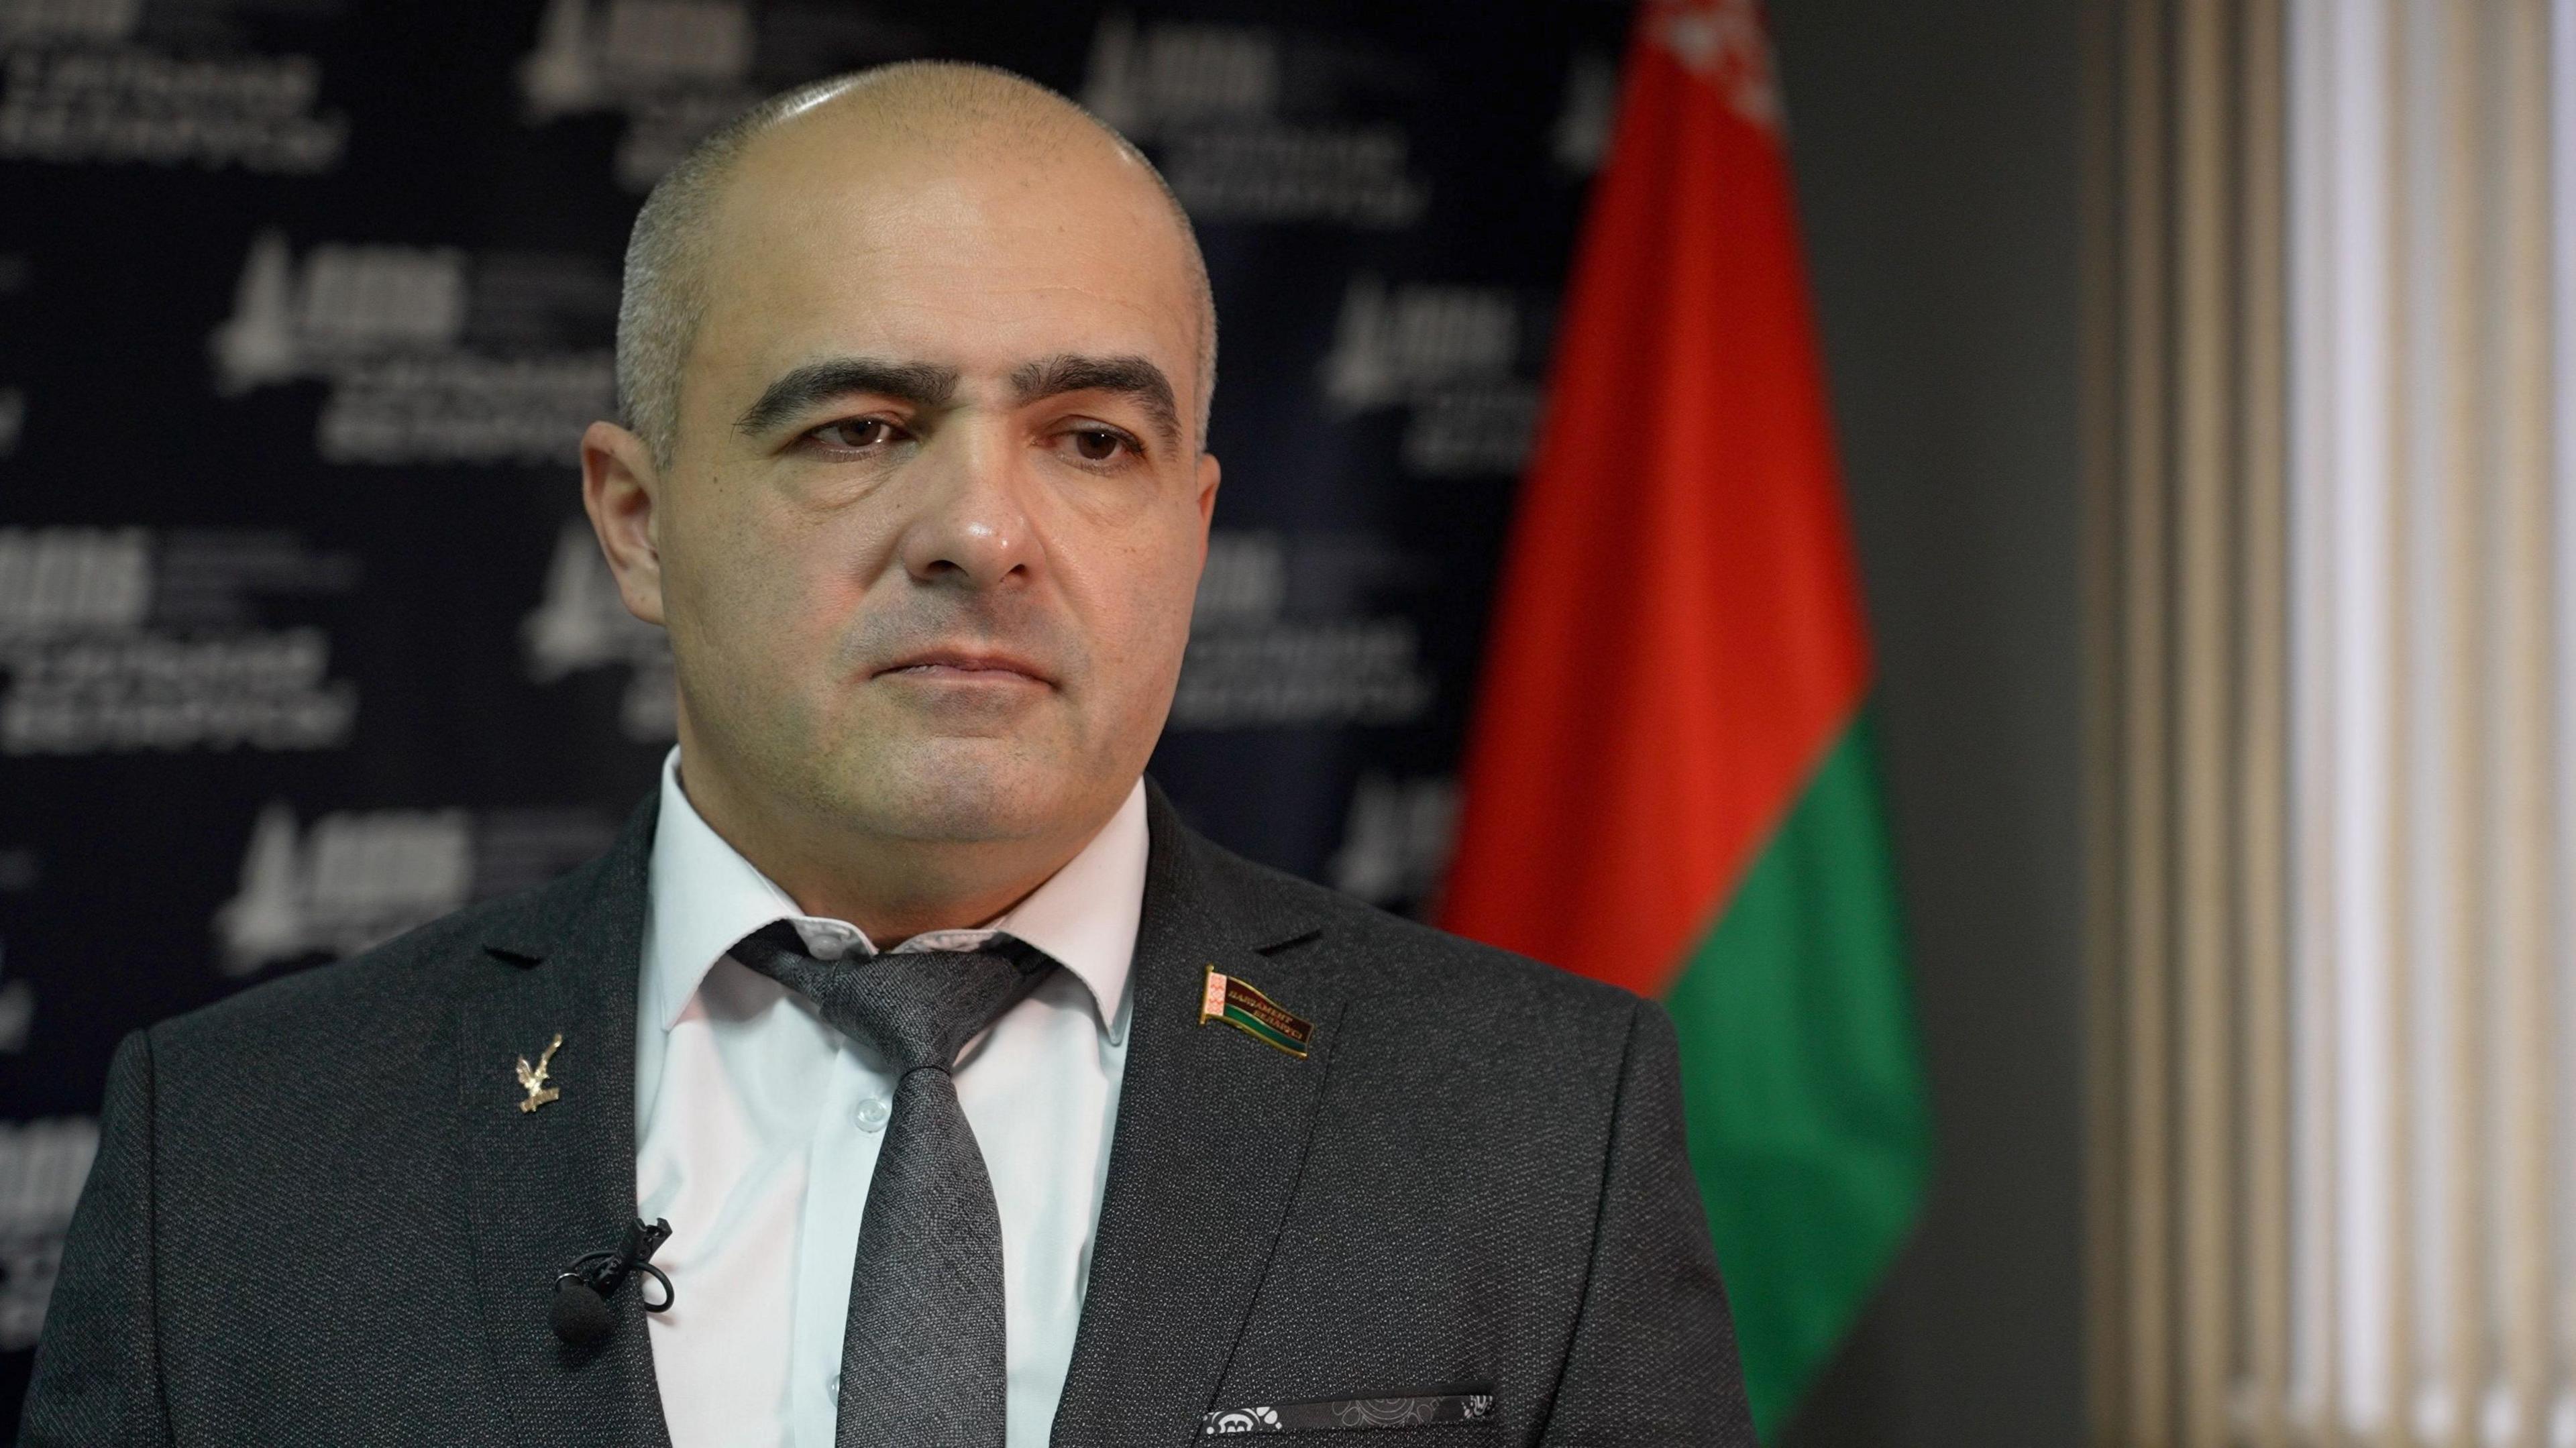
(734, 357), (961, 437)
(1008, 353), (1182, 449)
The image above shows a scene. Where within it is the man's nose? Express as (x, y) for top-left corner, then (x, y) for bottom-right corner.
(896, 425), (1040, 589)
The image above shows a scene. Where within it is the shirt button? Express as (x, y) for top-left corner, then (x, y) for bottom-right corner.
(854, 1096), (891, 1131)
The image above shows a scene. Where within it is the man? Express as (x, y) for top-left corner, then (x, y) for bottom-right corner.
(22, 62), (1752, 1448)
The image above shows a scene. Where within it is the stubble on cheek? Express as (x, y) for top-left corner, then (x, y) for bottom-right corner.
(665, 492), (854, 801)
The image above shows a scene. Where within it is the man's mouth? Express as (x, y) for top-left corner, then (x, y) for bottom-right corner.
(873, 649), (1053, 685)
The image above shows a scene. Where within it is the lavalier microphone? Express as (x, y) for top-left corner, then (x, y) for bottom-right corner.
(551, 1216), (675, 1348)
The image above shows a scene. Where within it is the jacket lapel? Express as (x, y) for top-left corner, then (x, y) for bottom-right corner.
(1050, 785), (1346, 1447)
(458, 795), (674, 1448)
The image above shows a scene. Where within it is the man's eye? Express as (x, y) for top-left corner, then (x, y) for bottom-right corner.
(811, 419), (898, 449)
(1068, 427), (1132, 463)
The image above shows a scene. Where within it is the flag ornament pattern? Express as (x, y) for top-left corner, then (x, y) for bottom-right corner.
(1438, 0), (1931, 1436)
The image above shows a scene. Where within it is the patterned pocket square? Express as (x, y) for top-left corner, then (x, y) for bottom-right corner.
(1201, 1391), (1495, 1434)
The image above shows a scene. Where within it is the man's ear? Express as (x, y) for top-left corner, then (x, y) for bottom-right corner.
(581, 420), (667, 626)
(1194, 450), (1222, 528)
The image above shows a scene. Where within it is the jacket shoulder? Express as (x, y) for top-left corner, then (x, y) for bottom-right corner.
(149, 858), (594, 1061)
(1190, 832), (1645, 1025)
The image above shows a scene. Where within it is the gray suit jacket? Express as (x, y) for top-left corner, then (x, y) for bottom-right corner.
(21, 784), (1754, 1446)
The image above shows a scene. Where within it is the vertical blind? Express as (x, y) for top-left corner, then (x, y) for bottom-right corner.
(2088, 1), (2574, 1444)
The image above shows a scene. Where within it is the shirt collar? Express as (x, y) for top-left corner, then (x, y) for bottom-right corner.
(641, 746), (1146, 1039)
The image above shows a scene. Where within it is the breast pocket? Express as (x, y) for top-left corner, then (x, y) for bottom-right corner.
(1201, 1390), (1496, 1435)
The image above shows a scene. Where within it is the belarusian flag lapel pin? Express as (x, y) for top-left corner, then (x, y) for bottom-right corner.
(1197, 964), (1313, 1059)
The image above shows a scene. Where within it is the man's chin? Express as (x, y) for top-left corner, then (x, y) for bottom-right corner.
(838, 744), (1079, 845)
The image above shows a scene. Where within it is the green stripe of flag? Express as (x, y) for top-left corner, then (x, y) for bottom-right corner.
(1662, 710), (1931, 1437)
(1223, 1007), (1305, 1055)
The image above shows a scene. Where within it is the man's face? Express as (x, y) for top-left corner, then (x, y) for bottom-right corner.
(644, 123), (1217, 849)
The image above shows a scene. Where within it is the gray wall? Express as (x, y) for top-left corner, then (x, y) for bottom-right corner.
(1767, 4), (2090, 1445)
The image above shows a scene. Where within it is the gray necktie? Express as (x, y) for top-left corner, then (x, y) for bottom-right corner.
(731, 922), (1059, 1448)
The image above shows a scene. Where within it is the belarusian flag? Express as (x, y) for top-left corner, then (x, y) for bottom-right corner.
(1439, 1), (1931, 1435)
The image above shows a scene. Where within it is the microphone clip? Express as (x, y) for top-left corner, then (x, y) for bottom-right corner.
(551, 1216), (674, 1347)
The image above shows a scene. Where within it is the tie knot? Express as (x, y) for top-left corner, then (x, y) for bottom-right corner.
(730, 922), (1057, 1072)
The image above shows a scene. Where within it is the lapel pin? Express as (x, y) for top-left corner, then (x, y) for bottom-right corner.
(1198, 965), (1312, 1059)
(515, 1032), (564, 1113)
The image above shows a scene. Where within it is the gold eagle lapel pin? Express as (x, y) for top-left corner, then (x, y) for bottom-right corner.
(1197, 965), (1313, 1058)
(515, 1032), (564, 1113)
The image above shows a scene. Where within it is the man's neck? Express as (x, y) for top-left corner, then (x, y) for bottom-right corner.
(673, 758), (1108, 948)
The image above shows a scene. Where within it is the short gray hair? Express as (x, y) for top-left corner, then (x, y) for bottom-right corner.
(614, 60), (1217, 469)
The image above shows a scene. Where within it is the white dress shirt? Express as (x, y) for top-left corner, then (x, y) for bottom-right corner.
(635, 748), (1145, 1448)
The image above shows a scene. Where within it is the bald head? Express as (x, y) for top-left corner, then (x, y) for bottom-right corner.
(615, 60), (1217, 467)
(580, 59), (1228, 941)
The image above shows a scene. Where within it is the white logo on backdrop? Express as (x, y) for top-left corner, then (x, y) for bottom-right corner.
(209, 230), (615, 466)
(1081, 13), (1277, 141)
(0, 526), (148, 636)
(520, 0), (755, 119)
(1323, 276), (1519, 409)
(1322, 275), (1541, 478)
(0, 0), (347, 171)
(522, 521), (676, 742)
(0, 0), (138, 45)
(0, 527), (359, 755)
(1081, 12), (1426, 229)
(1328, 773), (1458, 913)
(213, 231), (470, 394)
(1171, 531), (1436, 731)
(518, 0), (769, 192)
(0, 1116), (99, 1350)
(215, 803), (476, 974)
(213, 801), (622, 975)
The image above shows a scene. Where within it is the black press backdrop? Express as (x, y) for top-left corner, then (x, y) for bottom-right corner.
(0, 0), (1635, 1423)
